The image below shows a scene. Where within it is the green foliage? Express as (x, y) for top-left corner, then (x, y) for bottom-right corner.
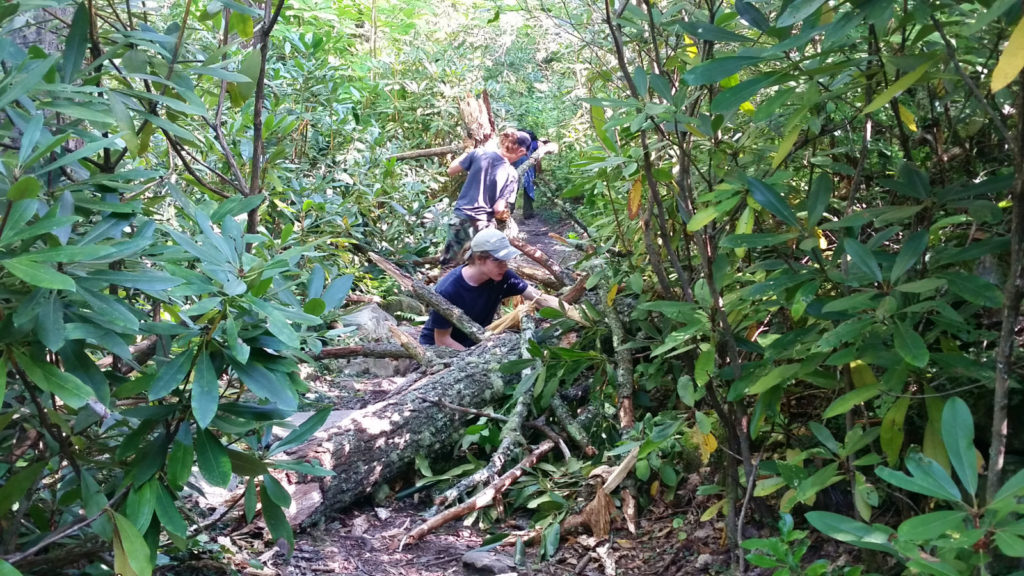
(809, 398), (1024, 574)
(743, 514), (866, 576)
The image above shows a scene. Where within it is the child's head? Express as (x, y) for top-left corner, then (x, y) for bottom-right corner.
(499, 130), (531, 162)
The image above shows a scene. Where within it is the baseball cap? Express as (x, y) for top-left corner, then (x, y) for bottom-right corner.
(471, 228), (521, 261)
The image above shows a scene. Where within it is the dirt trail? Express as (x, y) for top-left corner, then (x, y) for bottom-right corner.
(227, 216), (737, 576)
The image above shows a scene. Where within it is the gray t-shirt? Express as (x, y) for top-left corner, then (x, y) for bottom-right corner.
(454, 149), (519, 221)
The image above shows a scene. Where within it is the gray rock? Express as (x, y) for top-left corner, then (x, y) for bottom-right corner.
(462, 550), (517, 575)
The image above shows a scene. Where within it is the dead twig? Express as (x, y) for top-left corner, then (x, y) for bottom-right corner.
(401, 440), (555, 547)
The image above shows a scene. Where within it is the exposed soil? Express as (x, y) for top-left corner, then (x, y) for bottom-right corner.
(183, 210), (860, 576)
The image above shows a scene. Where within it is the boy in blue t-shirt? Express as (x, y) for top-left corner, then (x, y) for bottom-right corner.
(420, 228), (562, 350)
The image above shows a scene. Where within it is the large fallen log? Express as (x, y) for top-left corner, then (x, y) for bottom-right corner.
(278, 333), (521, 529)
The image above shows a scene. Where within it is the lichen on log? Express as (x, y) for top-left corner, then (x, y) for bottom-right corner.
(278, 333), (520, 529)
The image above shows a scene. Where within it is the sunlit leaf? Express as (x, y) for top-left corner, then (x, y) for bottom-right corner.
(627, 178), (642, 220)
(991, 18), (1024, 93)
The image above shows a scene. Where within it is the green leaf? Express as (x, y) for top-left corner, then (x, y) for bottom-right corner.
(229, 11), (254, 39)
(62, 3), (90, 83)
(772, 122), (801, 170)
(2, 258), (76, 291)
(37, 291), (65, 351)
(591, 105), (618, 153)
(244, 478), (257, 523)
(735, 0), (772, 32)
(941, 397), (977, 498)
(897, 511), (966, 542)
(805, 511), (896, 553)
(747, 364), (801, 395)
(995, 532), (1024, 557)
(262, 474), (292, 508)
(807, 174), (832, 228)
(112, 511), (154, 576)
(880, 396), (910, 466)
(230, 359), (297, 411)
(672, 20), (751, 43)
(227, 448), (269, 477)
(17, 114), (45, 169)
(683, 56), (765, 86)
(109, 92), (139, 155)
(941, 271), (1003, 307)
(125, 480), (156, 534)
(0, 560), (24, 576)
(890, 230), (929, 283)
(148, 348), (195, 400)
(991, 468), (1024, 507)
(166, 427), (193, 492)
(8, 177), (42, 201)
(195, 428), (231, 488)
(712, 74), (788, 115)
(893, 321), (929, 368)
(809, 422), (840, 456)
(843, 239), (882, 283)
(270, 407), (331, 456)
(0, 55), (59, 110)
(83, 270), (184, 291)
(894, 278), (946, 293)
(14, 351), (94, 409)
(260, 484), (294, 553)
(877, 453), (960, 501)
(191, 349), (219, 429)
(778, 0), (828, 26)
(823, 385), (880, 419)
(795, 462), (842, 502)
(154, 484), (188, 540)
(0, 462), (46, 515)
(720, 233), (798, 249)
(863, 59), (935, 114)
(543, 522), (561, 559)
(747, 177), (799, 228)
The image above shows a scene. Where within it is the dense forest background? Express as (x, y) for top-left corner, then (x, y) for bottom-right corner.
(0, 0), (1022, 575)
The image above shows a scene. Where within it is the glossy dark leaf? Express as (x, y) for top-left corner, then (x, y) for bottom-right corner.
(747, 177), (799, 228)
(195, 428), (231, 488)
(191, 349), (219, 429)
(270, 407), (331, 456)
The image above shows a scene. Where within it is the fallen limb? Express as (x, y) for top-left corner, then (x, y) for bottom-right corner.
(418, 394), (571, 461)
(403, 439), (555, 547)
(559, 273), (590, 304)
(386, 144), (462, 162)
(511, 260), (562, 290)
(388, 325), (427, 364)
(367, 251), (486, 343)
(313, 344), (415, 360)
(550, 395), (596, 457)
(429, 317), (538, 514)
(596, 289), (635, 430)
(508, 236), (575, 288)
(96, 335), (160, 375)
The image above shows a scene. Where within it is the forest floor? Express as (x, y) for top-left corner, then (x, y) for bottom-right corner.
(191, 211), (782, 575)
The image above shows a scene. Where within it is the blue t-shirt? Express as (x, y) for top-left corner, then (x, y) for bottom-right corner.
(419, 266), (529, 347)
(454, 150), (519, 221)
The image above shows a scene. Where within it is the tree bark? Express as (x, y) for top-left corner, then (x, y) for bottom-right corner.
(386, 144), (462, 162)
(276, 333), (521, 529)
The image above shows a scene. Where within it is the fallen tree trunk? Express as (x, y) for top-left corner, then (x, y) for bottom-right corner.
(277, 333), (521, 529)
